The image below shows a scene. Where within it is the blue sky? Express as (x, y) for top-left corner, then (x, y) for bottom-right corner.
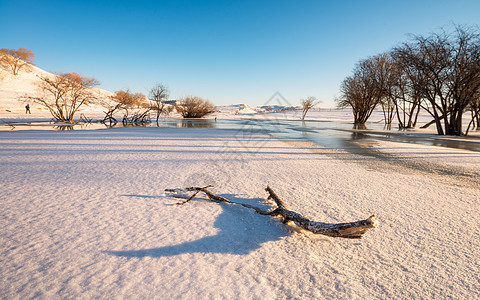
(1, 0), (479, 107)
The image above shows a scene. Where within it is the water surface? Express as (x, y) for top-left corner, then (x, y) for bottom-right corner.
(2, 118), (479, 153)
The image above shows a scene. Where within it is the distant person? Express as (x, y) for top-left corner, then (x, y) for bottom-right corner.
(25, 104), (31, 114)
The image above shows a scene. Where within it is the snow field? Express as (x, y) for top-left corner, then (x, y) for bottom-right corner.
(1, 127), (479, 299)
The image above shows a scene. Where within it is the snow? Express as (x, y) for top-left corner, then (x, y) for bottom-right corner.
(372, 139), (480, 171)
(1, 64), (480, 299)
(1, 126), (479, 299)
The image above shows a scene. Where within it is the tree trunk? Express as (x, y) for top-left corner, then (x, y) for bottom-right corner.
(412, 104), (421, 128)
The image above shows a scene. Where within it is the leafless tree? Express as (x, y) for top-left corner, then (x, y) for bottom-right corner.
(392, 25), (480, 135)
(0, 48), (35, 75)
(164, 104), (175, 115)
(111, 89), (151, 125)
(337, 75), (372, 126)
(122, 108), (151, 125)
(386, 58), (424, 129)
(112, 89), (147, 107)
(300, 96), (319, 120)
(175, 96), (216, 118)
(466, 92), (480, 134)
(375, 53), (401, 127)
(149, 83), (169, 123)
(336, 53), (392, 125)
(24, 72), (99, 123)
(373, 52), (424, 129)
(98, 97), (122, 125)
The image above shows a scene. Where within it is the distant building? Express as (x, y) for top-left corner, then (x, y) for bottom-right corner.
(164, 100), (181, 105)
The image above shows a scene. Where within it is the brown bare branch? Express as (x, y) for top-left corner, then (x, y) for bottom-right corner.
(166, 186), (378, 239)
(0, 47), (35, 75)
(23, 72), (100, 123)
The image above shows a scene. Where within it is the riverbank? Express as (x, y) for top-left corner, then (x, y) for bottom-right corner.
(1, 127), (479, 299)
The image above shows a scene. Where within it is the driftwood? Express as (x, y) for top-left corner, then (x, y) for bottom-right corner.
(165, 186), (377, 239)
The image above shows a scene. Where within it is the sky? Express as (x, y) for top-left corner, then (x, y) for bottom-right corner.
(1, 0), (479, 107)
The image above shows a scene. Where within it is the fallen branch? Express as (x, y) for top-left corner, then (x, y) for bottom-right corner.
(165, 186), (377, 239)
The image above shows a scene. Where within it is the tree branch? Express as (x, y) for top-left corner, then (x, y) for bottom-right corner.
(165, 186), (378, 239)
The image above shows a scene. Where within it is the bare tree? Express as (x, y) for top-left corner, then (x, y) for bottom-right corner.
(375, 53), (401, 127)
(112, 89), (147, 107)
(392, 25), (480, 135)
(337, 75), (371, 126)
(165, 104), (176, 115)
(387, 57), (424, 129)
(149, 83), (169, 123)
(25, 72), (99, 123)
(175, 96), (216, 118)
(300, 96), (319, 120)
(98, 97), (122, 126)
(336, 53), (392, 125)
(466, 92), (480, 134)
(0, 48), (35, 75)
(450, 27), (480, 135)
(111, 89), (151, 125)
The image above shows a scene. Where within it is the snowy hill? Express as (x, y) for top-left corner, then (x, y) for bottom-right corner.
(0, 63), (113, 121)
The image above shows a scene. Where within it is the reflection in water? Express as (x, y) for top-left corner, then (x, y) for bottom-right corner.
(103, 123), (117, 129)
(2, 118), (479, 152)
(147, 119), (216, 128)
(352, 123), (367, 130)
(54, 123), (101, 131)
(295, 120), (480, 153)
(54, 125), (75, 131)
(350, 131), (369, 140)
(178, 119), (215, 128)
(121, 123), (149, 128)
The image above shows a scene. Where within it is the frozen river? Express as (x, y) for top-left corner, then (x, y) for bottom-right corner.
(2, 118), (480, 153)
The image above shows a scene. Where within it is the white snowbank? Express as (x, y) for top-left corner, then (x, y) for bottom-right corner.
(1, 127), (479, 299)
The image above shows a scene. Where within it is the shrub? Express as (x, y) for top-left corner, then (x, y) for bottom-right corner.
(175, 96), (216, 118)
(0, 47), (35, 75)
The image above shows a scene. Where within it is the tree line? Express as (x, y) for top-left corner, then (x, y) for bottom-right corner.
(0, 48), (216, 124)
(336, 25), (480, 136)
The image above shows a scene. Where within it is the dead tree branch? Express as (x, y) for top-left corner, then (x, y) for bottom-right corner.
(165, 186), (377, 239)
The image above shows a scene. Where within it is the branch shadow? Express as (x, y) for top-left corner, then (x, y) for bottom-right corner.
(120, 194), (164, 199)
(104, 195), (288, 258)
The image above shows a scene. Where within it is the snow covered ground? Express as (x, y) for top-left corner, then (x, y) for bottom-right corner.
(1, 125), (479, 299)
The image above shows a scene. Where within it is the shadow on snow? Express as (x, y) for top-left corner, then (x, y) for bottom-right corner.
(104, 195), (289, 257)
